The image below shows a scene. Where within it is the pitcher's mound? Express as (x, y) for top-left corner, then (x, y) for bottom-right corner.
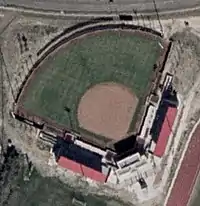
(77, 83), (138, 141)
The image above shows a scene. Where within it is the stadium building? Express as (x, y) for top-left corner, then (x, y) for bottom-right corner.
(12, 73), (178, 185)
(38, 72), (178, 185)
(11, 20), (179, 187)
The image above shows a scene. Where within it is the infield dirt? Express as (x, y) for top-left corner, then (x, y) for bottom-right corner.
(78, 82), (138, 141)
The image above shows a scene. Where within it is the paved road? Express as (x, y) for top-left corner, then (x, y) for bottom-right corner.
(0, 0), (199, 14)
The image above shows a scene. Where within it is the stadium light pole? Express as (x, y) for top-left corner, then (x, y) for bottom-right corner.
(64, 106), (73, 131)
(0, 49), (15, 102)
(0, 55), (5, 159)
(141, 14), (146, 28)
(147, 16), (152, 29)
(133, 10), (139, 26)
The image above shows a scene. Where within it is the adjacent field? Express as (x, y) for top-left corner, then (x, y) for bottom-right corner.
(19, 30), (161, 142)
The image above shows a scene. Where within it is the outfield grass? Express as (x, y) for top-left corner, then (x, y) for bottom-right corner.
(22, 30), (161, 138)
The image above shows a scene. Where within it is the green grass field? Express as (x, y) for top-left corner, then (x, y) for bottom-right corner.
(21, 30), (161, 140)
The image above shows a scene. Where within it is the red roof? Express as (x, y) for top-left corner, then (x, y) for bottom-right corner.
(58, 156), (107, 183)
(154, 107), (177, 157)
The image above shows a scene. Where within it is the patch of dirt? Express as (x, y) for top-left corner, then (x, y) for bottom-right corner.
(77, 82), (138, 141)
(169, 29), (200, 98)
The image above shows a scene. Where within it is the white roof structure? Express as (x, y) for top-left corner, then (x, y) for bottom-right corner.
(117, 152), (140, 169)
(139, 104), (157, 141)
(74, 139), (106, 156)
(162, 73), (173, 92)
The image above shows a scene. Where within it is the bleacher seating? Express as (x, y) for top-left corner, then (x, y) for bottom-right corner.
(53, 137), (102, 172)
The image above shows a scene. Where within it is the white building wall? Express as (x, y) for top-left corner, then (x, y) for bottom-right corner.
(74, 139), (106, 156)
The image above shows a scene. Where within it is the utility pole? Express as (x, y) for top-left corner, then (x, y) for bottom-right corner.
(0, 49), (15, 102)
(0, 51), (5, 160)
(152, 0), (164, 36)
(147, 16), (152, 29)
(133, 10), (139, 26)
(140, 14), (146, 28)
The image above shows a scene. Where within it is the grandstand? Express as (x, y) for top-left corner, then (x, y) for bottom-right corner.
(53, 137), (109, 182)
(150, 74), (178, 157)
(12, 69), (178, 184)
(12, 71), (179, 185)
(53, 137), (103, 171)
(153, 106), (177, 157)
(51, 72), (178, 182)
(11, 70), (179, 184)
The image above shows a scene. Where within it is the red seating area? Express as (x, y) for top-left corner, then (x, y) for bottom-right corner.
(154, 107), (177, 157)
(58, 156), (107, 183)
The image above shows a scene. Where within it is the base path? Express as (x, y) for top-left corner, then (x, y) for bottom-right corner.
(77, 83), (138, 141)
(166, 124), (200, 206)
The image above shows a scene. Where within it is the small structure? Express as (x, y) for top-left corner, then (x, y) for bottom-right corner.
(138, 104), (157, 143)
(39, 132), (57, 145)
(116, 152), (141, 169)
(103, 150), (117, 166)
(74, 139), (106, 157)
(72, 198), (87, 206)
